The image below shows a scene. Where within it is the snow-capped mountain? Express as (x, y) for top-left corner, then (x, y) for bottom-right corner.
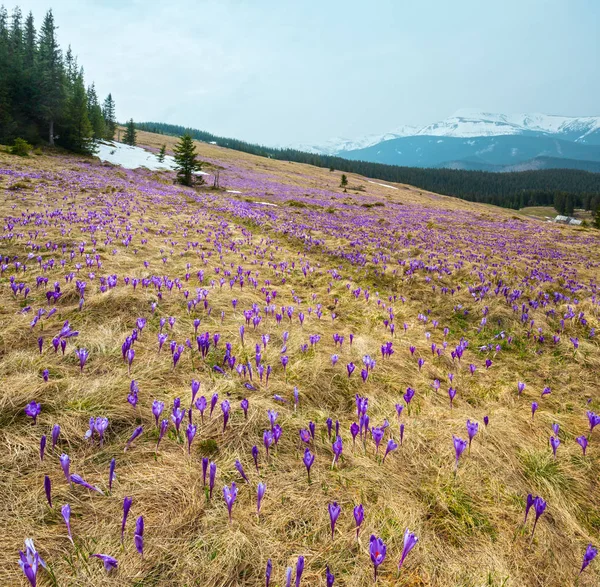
(300, 110), (600, 172)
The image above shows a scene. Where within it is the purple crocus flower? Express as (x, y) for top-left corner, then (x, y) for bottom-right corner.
(263, 430), (274, 458)
(257, 482), (266, 515)
(295, 555), (304, 587)
(400, 423), (405, 445)
(383, 438), (398, 462)
(524, 493), (535, 523)
(40, 435), (46, 461)
(309, 421), (316, 439)
(252, 445), (259, 472)
(347, 362), (355, 377)
(517, 382), (526, 395)
(329, 502), (341, 539)
(223, 482), (238, 522)
(121, 496), (132, 542)
(42, 369), (49, 382)
(221, 400), (231, 432)
(108, 458), (116, 491)
(483, 415), (489, 427)
(371, 427), (384, 454)
(19, 539), (46, 587)
(210, 393), (218, 418)
(71, 474), (103, 494)
(285, 566), (293, 587)
(124, 426), (143, 452)
(369, 534), (387, 581)
(75, 348), (89, 371)
(44, 475), (52, 508)
(398, 528), (418, 571)
(531, 402), (538, 419)
(157, 419), (168, 449)
(448, 387), (457, 408)
(354, 504), (364, 539)
(62, 503), (73, 542)
(580, 543), (598, 574)
(195, 396), (207, 422)
(134, 516), (144, 557)
(303, 448), (315, 482)
(588, 411), (600, 436)
(332, 436), (343, 468)
(241, 398), (249, 419)
(265, 559), (272, 587)
(90, 554), (118, 571)
(326, 565), (335, 587)
(235, 459), (249, 483)
(152, 400), (164, 425)
(209, 461), (217, 498)
(350, 422), (359, 447)
(576, 435), (588, 455)
(466, 420), (478, 450)
(25, 401), (41, 424)
(453, 435), (467, 472)
(171, 408), (184, 435)
(531, 496), (547, 538)
(51, 424), (60, 450)
(549, 435), (560, 457)
(60, 453), (70, 483)
(186, 423), (197, 453)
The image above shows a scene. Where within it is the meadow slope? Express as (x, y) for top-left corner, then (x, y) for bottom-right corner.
(1, 132), (599, 586)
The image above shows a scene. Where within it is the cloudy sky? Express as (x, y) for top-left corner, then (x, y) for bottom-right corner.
(12, 0), (600, 145)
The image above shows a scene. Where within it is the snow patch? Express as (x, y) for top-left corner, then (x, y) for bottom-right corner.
(367, 180), (398, 190)
(226, 190), (242, 194)
(96, 141), (208, 174)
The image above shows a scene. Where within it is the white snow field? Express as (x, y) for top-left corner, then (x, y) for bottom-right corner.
(96, 141), (208, 174)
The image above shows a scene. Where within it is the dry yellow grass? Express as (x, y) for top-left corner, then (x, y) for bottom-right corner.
(0, 135), (599, 587)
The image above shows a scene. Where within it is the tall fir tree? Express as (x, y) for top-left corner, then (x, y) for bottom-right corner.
(0, 6), (13, 137)
(157, 144), (166, 162)
(63, 69), (94, 154)
(173, 133), (202, 186)
(37, 9), (64, 145)
(123, 118), (136, 146)
(102, 93), (116, 140)
(86, 83), (105, 140)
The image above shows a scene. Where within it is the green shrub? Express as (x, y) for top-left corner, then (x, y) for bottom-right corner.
(10, 138), (32, 157)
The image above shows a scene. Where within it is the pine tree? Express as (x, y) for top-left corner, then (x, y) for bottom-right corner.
(0, 6), (13, 139)
(63, 69), (94, 154)
(102, 93), (116, 140)
(123, 118), (136, 146)
(340, 174), (348, 188)
(86, 83), (105, 140)
(173, 133), (202, 186)
(37, 9), (64, 145)
(594, 205), (600, 230)
(157, 144), (166, 162)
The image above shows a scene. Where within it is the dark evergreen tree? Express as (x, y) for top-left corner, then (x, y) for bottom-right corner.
(340, 174), (348, 188)
(123, 118), (136, 146)
(37, 9), (64, 145)
(86, 83), (105, 140)
(594, 205), (600, 229)
(554, 192), (566, 215)
(173, 133), (202, 186)
(0, 6), (13, 138)
(157, 143), (166, 162)
(102, 93), (116, 140)
(63, 69), (94, 153)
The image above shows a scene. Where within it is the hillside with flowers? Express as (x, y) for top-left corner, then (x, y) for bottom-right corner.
(1, 129), (599, 586)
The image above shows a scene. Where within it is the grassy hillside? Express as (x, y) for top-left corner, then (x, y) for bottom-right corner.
(1, 132), (599, 586)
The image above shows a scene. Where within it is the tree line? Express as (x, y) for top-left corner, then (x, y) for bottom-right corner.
(0, 5), (116, 153)
(137, 122), (600, 212)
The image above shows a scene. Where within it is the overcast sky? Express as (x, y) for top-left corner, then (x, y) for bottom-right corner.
(11, 0), (600, 145)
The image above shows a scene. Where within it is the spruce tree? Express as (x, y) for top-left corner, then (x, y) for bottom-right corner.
(37, 9), (64, 145)
(123, 118), (136, 146)
(157, 144), (166, 162)
(63, 70), (94, 154)
(340, 174), (348, 188)
(86, 83), (105, 140)
(594, 205), (600, 230)
(102, 93), (116, 140)
(0, 6), (13, 138)
(173, 133), (202, 186)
